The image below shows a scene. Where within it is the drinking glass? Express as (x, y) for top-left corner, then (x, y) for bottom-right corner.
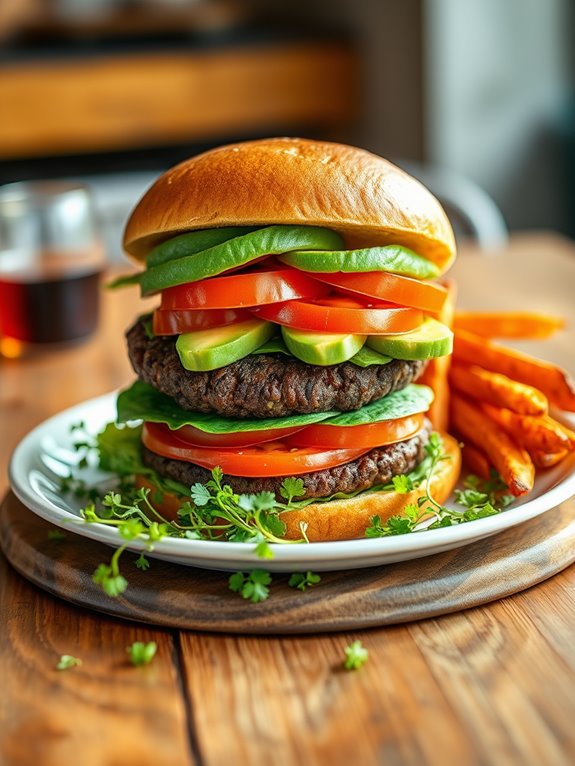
(0, 181), (105, 357)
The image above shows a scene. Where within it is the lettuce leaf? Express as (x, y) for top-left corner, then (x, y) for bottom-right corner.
(323, 385), (434, 427)
(117, 380), (433, 434)
(117, 381), (337, 433)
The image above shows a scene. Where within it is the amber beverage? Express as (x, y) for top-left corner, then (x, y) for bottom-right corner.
(0, 182), (105, 355)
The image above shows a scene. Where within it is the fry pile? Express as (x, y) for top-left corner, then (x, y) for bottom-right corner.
(447, 312), (575, 496)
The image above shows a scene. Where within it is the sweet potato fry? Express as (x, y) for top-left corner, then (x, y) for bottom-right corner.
(460, 442), (492, 480)
(449, 363), (548, 416)
(481, 404), (573, 454)
(454, 311), (565, 339)
(529, 449), (569, 469)
(453, 329), (575, 411)
(450, 394), (535, 496)
(419, 279), (457, 431)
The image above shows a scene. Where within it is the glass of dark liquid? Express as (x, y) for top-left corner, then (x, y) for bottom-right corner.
(0, 181), (105, 358)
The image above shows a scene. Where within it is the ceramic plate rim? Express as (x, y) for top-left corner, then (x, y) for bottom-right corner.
(8, 391), (575, 568)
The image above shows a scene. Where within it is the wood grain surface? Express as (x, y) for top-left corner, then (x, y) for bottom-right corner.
(2, 491), (575, 634)
(1, 235), (575, 765)
(0, 44), (357, 159)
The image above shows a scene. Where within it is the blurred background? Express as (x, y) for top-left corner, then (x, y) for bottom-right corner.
(1, 0), (574, 262)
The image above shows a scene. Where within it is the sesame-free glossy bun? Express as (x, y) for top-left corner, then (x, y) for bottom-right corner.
(123, 138), (456, 274)
(136, 434), (461, 544)
(279, 432), (461, 541)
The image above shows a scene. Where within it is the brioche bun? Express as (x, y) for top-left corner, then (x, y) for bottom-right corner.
(136, 433), (461, 543)
(124, 137), (456, 275)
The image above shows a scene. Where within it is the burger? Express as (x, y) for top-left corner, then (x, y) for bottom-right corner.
(115, 137), (461, 542)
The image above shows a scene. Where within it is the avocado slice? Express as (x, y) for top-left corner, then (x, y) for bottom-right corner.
(366, 317), (453, 360)
(281, 325), (366, 366)
(140, 225), (344, 295)
(147, 227), (258, 268)
(176, 318), (275, 372)
(279, 245), (439, 279)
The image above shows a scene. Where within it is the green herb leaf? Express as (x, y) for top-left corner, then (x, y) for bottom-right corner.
(288, 571), (321, 591)
(228, 570), (272, 603)
(392, 474), (413, 494)
(365, 439), (515, 538)
(280, 477), (306, 503)
(127, 641), (157, 666)
(344, 640), (369, 670)
(56, 654), (82, 671)
(254, 541), (274, 560)
(92, 563), (128, 598)
(135, 553), (150, 571)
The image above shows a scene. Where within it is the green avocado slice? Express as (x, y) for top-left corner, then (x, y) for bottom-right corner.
(139, 225), (344, 295)
(146, 226), (258, 268)
(253, 335), (392, 367)
(367, 317), (453, 360)
(279, 245), (440, 279)
(176, 318), (275, 372)
(281, 326), (366, 366)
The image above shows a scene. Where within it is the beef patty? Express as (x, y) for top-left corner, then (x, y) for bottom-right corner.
(127, 318), (425, 418)
(143, 420), (431, 500)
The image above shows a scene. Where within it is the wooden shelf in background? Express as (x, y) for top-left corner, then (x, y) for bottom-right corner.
(0, 42), (358, 159)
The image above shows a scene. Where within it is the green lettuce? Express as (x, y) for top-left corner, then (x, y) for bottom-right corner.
(117, 380), (433, 433)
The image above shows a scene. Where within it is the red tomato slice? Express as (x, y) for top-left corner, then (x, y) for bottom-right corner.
(173, 423), (308, 448)
(251, 295), (423, 335)
(285, 413), (425, 449)
(152, 307), (251, 335)
(311, 271), (449, 314)
(142, 422), (369, 477)
(160, 267), (329, 310)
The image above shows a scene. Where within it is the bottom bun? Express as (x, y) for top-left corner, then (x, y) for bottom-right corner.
(136, 433), (461, 543)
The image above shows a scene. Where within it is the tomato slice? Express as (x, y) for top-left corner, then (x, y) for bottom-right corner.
(251, 295), (423, 335)
(142, 422), (369, 477)
(285, 413), (424, 449)
(172, 423), (308, 448)
(311, 271), (449, 314)
(152, 307), (251, 335)
(160, 267), (329, 310)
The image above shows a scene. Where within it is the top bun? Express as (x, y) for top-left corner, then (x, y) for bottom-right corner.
(124, 137), (456, 274)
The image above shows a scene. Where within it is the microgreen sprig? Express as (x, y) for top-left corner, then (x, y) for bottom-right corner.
(365, 434), (515, 537)
(127, 641), (157, 666)
(343, 640), (369, 670)
(288, 571), (321, 591)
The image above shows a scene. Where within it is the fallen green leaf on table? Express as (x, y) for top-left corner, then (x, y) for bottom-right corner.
(127, 641), (157, 666)
(344, 640), (369, 670)
(56, 655), (82, 671)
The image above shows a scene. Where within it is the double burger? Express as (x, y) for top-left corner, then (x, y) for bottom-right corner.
(117, 137), (461, 541)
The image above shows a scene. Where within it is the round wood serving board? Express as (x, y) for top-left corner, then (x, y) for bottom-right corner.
(2, 490), (574, 634)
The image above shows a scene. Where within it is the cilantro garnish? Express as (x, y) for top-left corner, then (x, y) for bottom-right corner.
(288, 571), (321, 591)
(344, 640), (369, 670)
(228, 570), (272, 603)
(365, 435), (515, 537)
(127, 641), (157, 666)
(56, 655), (82, 671)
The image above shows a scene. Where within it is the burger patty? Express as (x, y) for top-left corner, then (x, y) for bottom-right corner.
(142, 420), (431, 500)
(127, 318), (425, 418)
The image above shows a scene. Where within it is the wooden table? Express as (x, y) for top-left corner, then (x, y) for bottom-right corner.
(1, 233), (574, 766)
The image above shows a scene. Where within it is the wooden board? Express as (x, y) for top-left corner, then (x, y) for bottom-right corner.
(2, 490), (574, 634)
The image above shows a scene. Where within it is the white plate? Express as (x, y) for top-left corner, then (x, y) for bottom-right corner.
(9, 392), (575, 572)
